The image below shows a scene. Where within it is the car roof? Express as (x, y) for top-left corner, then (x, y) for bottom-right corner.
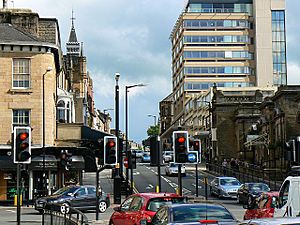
(131, 192), (182, 200)
(217, 176), (238, 179)
(167, 203), (228, 209)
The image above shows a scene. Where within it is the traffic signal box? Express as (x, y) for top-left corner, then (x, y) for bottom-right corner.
(95, 139), (104, 165)
(13, 127), (31, 164)
(173, 131), (188, 164)
(193, 139), (201, 163)
(60, 150), (72, 170)
(104, 136), (117, 166)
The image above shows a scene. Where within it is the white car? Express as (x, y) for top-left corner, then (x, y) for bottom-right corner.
(165, 163), (186, 176)
(132, 149), (144, 158)
(239, 217), (300, 225)
(163, 151), (173, 163)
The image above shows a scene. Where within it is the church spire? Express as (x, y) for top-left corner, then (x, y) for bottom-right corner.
(66, 9), (80, 56)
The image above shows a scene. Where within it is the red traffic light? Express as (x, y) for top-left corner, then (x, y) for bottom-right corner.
(195, 142), (199, 146)
(177, 137), (185, 143)
(108, 140), (115, 148)
(19, 132), (29, 141)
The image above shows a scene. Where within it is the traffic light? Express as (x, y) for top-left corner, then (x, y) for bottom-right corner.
(193, 140), (201, 163)
(13, 127), (31, 164)
(95, 139), (104, 165)
(60, 150), (72, 170)
(104, 136), (117, 166)
(173, 131), (188, 163)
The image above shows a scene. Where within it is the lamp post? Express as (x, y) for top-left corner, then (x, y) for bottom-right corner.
(125, 84), (146, 195)
(42, 67), (52, 197)
(147, 114), (157, 126)
(113, 72), (121, 204)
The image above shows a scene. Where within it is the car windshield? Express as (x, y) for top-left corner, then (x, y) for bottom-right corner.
(53, 186), (78, 195)
(249, 183), (269, 192)
(172, 205), (235, 223)
(146, 197), (185, 212)
(220, 179), (240, 186)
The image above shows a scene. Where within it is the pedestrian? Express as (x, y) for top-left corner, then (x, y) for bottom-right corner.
(222, 159), (228, 176)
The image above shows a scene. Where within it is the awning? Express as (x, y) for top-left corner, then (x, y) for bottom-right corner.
(0, 155), (16, 170)
(70, 155), (85, 170)
(29, 155), (57, 170)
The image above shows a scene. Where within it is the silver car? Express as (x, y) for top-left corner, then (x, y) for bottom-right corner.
(165, 163), (186, 176)
(210, 177), (241, 198)
(239, 217), (300, 224)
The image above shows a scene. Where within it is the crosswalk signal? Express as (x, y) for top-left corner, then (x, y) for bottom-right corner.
(104, 136), (117, 166)
(173, 131), (188, 164)
(13, 127), (31, 164)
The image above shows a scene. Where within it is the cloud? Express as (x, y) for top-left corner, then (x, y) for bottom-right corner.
(287, 63), (300, 84)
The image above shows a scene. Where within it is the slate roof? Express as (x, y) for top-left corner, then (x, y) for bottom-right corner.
(0, 23), (41, 43)
(68, 26), (78, 43)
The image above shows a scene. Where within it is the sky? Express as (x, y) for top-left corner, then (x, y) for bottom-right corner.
(12, 0), (300, 143)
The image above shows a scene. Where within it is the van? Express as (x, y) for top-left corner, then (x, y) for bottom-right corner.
(273, 176), (300, 217)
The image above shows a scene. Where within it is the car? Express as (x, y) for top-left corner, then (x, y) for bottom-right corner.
(237, 183), (270, 205)
(109, 192), (186, 225)
(238, 217), (300, 225)
(163, 151), (173, 163)
(243, 192), (279, 220)
(142, 152), (151, 162)
(210, 177), (241, 198)
(143, 203), (239, 225)
(165, 163), (186, 176)
(34, 185), (110, 213)
(132, 149), (144, 158)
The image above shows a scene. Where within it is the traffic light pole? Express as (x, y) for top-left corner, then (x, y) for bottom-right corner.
(195, 164), (199, 197)
(178, 164), (182, 196)
(96, 168), (100, 220)
(17, 163), (21, 225)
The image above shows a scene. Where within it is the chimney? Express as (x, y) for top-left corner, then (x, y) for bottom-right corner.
(3, 0), (7, 8)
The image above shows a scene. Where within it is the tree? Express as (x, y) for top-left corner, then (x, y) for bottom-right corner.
(147, 125), (159, 136)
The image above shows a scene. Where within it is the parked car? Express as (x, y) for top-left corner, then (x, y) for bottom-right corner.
(243, 192), (279, 220)
(210, 177), (241, 198)
(34, 185), (110, 213)
(109, 192), (186, 225)
(238, 217), (300, 225)
(143, 203), (239, 225)
(237, 183), (270, 205)
(142, 152), (151, 163)
(163, 151), (173, 163)
(132, 149), (144, 158)
(165, 163), (186, 176)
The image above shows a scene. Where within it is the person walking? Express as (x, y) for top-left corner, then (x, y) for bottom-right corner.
(222, 159), (228, 176)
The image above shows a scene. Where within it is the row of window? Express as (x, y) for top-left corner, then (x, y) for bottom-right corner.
(184, 35), (249, 43)
(184, 66), (252, 74)
(184, 82), (252, 91)
(13, 59), (30, 88)
(187, 3), (252, 14)
(183, 51), (253, 59)
(183, 19), (250, 29)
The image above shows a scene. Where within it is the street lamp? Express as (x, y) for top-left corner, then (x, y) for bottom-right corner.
(147, 114), (157, 126)
(42, 66), (52, 196)
(125, 83), (146, 195)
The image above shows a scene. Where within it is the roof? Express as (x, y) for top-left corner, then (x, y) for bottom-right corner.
(0, 23), (40, 42)
(68, 26), (78, 43)
(132, 192), (182, 199)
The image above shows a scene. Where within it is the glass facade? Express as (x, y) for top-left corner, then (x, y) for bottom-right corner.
(184, 51), (253, 59)
(183, 19), (250, 29)
(188, 3), (252, 15)
(184, 66), (251, 75)
(184, 35), (249, 43)
(184, 82), (252, 91)
(272, 10), (287, 85)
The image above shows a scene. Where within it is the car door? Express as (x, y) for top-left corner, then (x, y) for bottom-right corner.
(151, 207), (168, 225)
(86, 186), (97, 209)
(71, 187), (88, 209)
(112, 196), (134, 225)
(211, 178), (219, 195)
(126, 196), (144, 224)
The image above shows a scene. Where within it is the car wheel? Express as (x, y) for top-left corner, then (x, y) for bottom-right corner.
(98, 201), (108, 213)
(248, 195), (253, 206)
(60, 202), (70, 214)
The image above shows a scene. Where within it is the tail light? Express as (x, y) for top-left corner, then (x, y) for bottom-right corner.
(199, 219), (218, 224)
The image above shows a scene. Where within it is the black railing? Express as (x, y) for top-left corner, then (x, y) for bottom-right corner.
(206, 163), (284, 191)
(42, 203), (89, 225)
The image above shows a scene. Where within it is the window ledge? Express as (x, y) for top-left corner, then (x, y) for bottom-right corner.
(8, 89), (33, 94)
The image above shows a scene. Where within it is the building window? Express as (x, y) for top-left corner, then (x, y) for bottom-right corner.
(13, 59), (30, 88)
(57, 100), (71, 123)
(13, 110), (30, 126)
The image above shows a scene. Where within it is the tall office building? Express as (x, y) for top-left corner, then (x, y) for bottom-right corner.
(170, 0), (286, 123)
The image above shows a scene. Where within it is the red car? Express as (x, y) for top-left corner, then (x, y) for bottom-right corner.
(109, 192), (186, 225)
(243, 191), (279, 220)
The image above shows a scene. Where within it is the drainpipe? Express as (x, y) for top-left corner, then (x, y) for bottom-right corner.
(3, 0), (7, 8)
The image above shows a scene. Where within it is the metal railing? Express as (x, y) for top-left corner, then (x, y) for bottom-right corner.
(42, 203), (89, 225)
(206, 163), (284, 191)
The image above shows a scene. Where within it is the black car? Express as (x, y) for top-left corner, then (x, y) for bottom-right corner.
(237, 183), (270, 205)
(142, 203), (238, 225)
(34, 185), (110, 213)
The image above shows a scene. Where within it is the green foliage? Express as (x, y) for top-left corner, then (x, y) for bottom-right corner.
(147, 125), (159, 136)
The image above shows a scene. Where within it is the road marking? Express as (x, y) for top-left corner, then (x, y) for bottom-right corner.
(146, 184), (154, 189)
(133, 171), (140, 175)
(192, 184), (203, 189)
(6, 210), (16, 213)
